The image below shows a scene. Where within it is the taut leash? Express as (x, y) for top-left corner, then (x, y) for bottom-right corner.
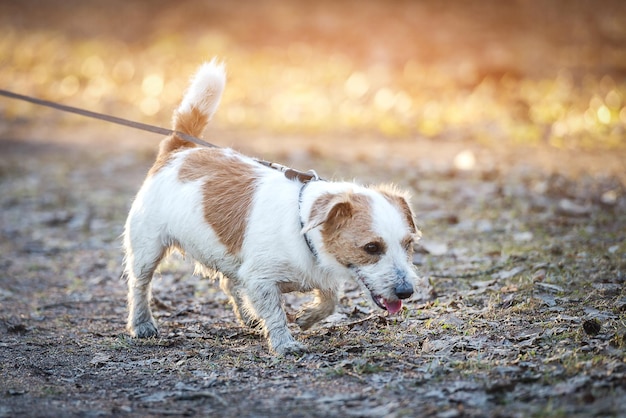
(0, 89), (217, 149)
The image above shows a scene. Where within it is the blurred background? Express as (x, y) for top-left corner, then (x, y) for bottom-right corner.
(1, 0), (626, 157)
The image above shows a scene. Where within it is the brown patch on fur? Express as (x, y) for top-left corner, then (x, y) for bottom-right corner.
(179, 149), (257, 254)
(401, 235), (414, 251)
(401, 235), (415, 259)
(311, 192), (381, 267)
(173, 107), (210, 138)
(373, 185), (418, 234)
(149, 106), (211, 176)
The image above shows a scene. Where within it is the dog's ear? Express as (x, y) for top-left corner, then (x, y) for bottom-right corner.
(372, 184), (419, 235)
(394, 194), (419, 235)
(302, 193), (353, 234)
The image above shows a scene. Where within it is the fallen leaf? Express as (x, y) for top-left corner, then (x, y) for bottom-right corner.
(471, 279), (497, 289)
(139, 391), (174, 403)
(90, 353), (111, 367)
(421, 338), (453, 354)
(535, 282), (564, 293)
(536, 293), (557, 307)
(493, 266), (525, 280)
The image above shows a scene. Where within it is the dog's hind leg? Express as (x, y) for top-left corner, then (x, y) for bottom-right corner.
(295, 289), (337, 330)
(243, 279), (306, 355)
(124, 234), (166, 338)
(220, 276), (260, 329)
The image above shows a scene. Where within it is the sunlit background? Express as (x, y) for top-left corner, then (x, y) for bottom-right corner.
(1, 0), (626, 150)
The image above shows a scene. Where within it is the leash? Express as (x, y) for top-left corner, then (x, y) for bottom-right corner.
(0, 88), (320, 183)
(0, 89), (217, 149)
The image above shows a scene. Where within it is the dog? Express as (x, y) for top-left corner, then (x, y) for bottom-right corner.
(124, 60), (421, 355)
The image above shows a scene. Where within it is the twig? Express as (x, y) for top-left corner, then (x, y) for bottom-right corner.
(326, 314), (379, 331)
(342, 369), (366, 382)
(175, 391), (228, 406)
(39, 299), (116, 310)
(424, 263), (506, 279)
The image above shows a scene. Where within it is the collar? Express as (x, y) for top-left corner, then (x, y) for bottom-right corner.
(298, 176), (321, 260)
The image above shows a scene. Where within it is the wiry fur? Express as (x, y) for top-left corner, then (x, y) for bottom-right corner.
(124, 60), (421, 355)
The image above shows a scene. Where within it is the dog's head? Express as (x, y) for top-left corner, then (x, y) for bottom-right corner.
(304, 185), (420, 314)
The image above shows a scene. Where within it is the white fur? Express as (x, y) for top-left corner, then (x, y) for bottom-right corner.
(124, 61), (420, 355)
(177, 58), (226, 119)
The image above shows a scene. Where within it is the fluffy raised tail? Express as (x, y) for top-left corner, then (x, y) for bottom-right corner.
(159, 59), (226, 156)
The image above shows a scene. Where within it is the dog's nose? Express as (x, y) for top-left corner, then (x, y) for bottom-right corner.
(394, 282), (414, 300)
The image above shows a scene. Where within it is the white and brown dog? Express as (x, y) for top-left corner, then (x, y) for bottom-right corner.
(124, 60), (421, 355)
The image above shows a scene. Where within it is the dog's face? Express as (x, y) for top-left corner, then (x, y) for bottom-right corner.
(305, 186), (420, 314)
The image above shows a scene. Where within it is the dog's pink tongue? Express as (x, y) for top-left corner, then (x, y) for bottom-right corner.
(384, 299), (403, 314)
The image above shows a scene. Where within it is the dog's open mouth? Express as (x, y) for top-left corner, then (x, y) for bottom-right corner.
(357, 275), (403, 315)
(372, 295), (403, 314)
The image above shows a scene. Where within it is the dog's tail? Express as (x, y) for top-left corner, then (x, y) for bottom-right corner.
(159, 59), (226, 156)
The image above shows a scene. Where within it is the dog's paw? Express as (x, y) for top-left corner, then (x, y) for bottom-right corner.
(129, 321), (159, 338)
(295, 312), (316, 331)
(295, 306), (333, 330)
(271, 339), (306, 356)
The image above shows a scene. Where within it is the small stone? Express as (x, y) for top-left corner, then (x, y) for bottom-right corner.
(582, 318), (602, 336)
(549, 245), (564, 256)
(600, 189), (618, 206)
(514, 231), (533, 242)
(7, 322), (27, 334)
(7, 388), (27, 396)
(557, 199), (591, 217)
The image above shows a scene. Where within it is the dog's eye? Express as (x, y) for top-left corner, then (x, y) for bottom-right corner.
(363, 242), (383, 255)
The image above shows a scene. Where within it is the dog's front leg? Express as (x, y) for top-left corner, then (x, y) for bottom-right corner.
(244, 279), (305, 355)
(295, 289), (337, 330)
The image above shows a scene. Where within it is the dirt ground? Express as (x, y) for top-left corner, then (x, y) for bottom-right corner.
(1, 125), (625, 418)
(1, 1), (626, 417)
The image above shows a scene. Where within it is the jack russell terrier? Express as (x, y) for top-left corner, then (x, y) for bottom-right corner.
(124, 60), (421, 355)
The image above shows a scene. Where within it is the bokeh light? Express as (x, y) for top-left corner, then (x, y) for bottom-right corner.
(0, 0), (625, 150)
